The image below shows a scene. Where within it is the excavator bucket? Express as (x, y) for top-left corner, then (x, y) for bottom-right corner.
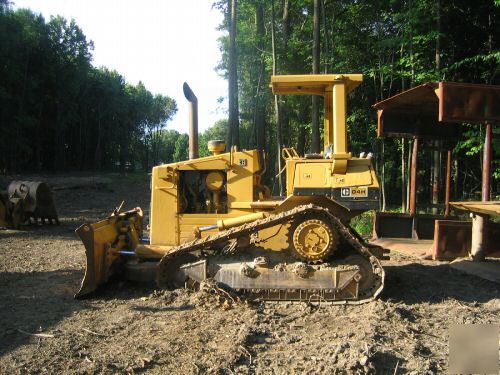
(0, 190), (25, 229)
(0, 197), (8, 228)
(75, 206), (143, 298)
(7, 181), (59, 225)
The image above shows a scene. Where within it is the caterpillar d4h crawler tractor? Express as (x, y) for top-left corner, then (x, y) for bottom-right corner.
(75, 74), (387, 304)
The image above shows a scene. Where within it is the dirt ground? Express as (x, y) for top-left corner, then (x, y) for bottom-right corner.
(0, 174), (498, 374)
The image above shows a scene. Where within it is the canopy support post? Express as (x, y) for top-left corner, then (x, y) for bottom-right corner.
(409, 138), (419, 216)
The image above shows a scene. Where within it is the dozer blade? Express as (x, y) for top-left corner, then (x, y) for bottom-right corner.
(75, 207), (143, 298)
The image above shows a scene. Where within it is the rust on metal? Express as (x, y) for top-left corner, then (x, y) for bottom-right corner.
(373, 81), (499, 258)
(373, 211), (453, 240)
(373, 82), (454, 139)
(376, 110), (458, 139)
(431, 219), (500, 260)
(431, 220), (472, 260)
(409, 138), (418, 216)
(438, 82), (500, 123)
(373, 83), (439, 114)
(482, 123), (492, 202)
(450, 201), (500, 217)
(451, 201), (499, 262)
(374, 81), (500, 138)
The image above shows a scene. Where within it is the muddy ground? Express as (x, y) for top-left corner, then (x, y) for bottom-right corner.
(0, 174), (498, 374)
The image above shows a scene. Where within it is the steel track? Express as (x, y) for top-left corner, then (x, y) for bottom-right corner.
(157, 204), (384, 304)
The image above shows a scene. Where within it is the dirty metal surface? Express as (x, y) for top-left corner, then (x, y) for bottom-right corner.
(376, 110), (459, 139)
(373, 212), (456, 240)
(431, 220), (472, 260)
(373, 83), (439, 114)
(180, 257), (361, 302)
(373, 81), (500, 139)
(7, 180), (59, 224)
(439, 82), (500, 123)
(431, 219), (500, 260)
(157, 204), (385, 304)
(450, 201), (500, 217)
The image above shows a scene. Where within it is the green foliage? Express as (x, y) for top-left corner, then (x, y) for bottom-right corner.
(173, 134), (189, 162)
(350, 211), (374, 237)
(1, 0), (499, 203)
(157, 129), (181, 163)
(199, 119), (228, 157)
(214, 0), (500, 201)
(0, 7), (176, 173)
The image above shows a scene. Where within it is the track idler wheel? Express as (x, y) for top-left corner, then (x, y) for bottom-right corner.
(342, 254), (376, 295)
(291, 218), (339, 262)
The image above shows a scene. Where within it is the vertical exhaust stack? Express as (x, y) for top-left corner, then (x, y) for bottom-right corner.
(183, 82), (198, 159)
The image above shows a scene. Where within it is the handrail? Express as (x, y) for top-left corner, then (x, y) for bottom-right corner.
(282, 147), (300, 160)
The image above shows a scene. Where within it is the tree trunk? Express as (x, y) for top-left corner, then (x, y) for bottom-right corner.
(297, 101), (308, 156)
(321, 0), (328, 74)
(144, 135), (149, 171)
(453, 158), (458, 199)
(435, 0), (441, 77)
(297, 126), (306, 156)
(54, 103), (65, 171)
(282, 0), (290, 50)
(381, 139), (386, 211)
(35, 106), (43, 172)
(254, 3), (266, 152)
(94, 107), (102, 169)
(271, 0), (283, 195)
(227, 0), (240, 149)
(311, 0), (321, 153)
(432, 1), (441, 213)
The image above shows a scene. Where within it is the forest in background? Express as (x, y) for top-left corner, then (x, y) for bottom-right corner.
(0, 0), (499, 211)
(215, 0), (500, 209)
(0, 0), (178, 173)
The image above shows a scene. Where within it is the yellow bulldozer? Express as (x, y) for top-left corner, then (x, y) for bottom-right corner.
(76, 74), (387, 304)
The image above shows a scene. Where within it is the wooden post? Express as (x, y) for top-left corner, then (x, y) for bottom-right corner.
(471, 123), (492, 262)
(471, 214), (487, 261)
(444, 149), (452, 217)
(409, 138), (419, 216)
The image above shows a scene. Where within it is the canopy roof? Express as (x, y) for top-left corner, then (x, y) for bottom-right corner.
(271, 74), (362, 96)
(373, 82), (500, 139)
(374, 83), (439, 115)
